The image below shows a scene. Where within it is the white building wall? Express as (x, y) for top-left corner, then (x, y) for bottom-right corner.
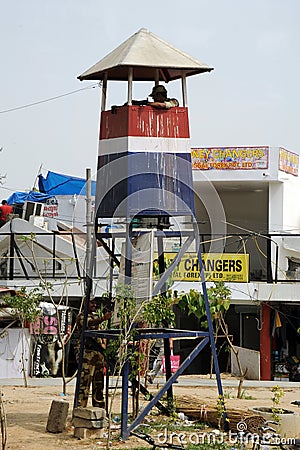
(282, 176), (300, 232)
(56, 195), (94, 230)
(0, 328), (30, 378)
(269, 183), (284, 232)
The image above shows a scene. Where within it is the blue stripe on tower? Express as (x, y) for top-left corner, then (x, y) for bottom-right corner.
(96, 152), (195, 218)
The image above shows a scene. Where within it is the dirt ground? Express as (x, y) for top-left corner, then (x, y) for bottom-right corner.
(1, 375), (300, 450)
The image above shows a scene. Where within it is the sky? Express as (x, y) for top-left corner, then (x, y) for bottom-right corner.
(1, 0), (300, 200)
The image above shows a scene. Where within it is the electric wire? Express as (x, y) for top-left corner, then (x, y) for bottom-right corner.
(237, 234), (254, 301)
(229, 227), (300, 333)
(213, 221), (300, 343)
(254, 235), (288, 280)
(223, 220), (289, 282)
(0, 83), (100, 114)
(262, 301), (300, 335)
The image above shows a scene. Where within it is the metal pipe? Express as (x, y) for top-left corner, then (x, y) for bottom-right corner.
(121, 358), (130, 438)
(71, 233), (81, 278)
(97, 237), (120, 267)
(155, 69), (159, 85)
(152, 233), (194, 296)
(52, 233), (56, 278)
(120, 220), (133, 436)
(181, 74), (187, 107)
(9, 232), (14, 280)
(14, 245), (29, 280)
(101, 73), (107, 112)
(86, 168), (93, 282)
(157, 234), (166, 295)
(275, 243), (278, 284)
(266, 236), (272, 283)
(127, 68), (133, 105)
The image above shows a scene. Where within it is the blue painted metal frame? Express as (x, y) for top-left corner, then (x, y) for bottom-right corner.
(127, 335), (209, 436)
(78, 227), (228, 438)
(85, 328), (211, 439)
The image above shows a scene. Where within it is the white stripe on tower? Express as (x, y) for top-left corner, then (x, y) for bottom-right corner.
(99, 137), (190, 156)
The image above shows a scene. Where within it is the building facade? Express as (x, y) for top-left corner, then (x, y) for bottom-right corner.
(175, 145), (300, 381)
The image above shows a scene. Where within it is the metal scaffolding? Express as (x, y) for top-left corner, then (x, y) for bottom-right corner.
(74, 225), (228, 439)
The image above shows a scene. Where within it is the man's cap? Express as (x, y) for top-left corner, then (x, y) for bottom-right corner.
(149, 85), (167, 97)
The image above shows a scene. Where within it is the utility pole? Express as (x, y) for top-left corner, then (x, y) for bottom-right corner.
(85, 168), (93, 285)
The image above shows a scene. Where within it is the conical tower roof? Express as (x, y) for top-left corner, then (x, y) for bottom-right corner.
(78, 28), (213, 82)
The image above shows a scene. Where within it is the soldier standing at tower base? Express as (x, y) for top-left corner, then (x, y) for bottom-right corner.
(75, 298), (111, 408)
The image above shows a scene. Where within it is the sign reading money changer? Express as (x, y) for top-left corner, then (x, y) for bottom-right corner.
(164, 253), (249, 282)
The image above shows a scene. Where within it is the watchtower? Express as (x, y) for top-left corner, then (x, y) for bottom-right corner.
(78, 28), (213, 224)
(76, 28), (227, 437)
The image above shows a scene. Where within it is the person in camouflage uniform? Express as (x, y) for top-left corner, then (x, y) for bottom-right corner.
(76, 297), (112, 408)
(148, 85), (179, 109)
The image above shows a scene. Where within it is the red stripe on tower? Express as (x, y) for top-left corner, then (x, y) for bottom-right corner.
(100, 106), (190, 140)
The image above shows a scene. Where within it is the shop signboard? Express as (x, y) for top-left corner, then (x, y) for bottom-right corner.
(279, 147), (299, 176)
(43, 197), (58, 218)
(162, 252), (249, 283)
(191, 146), (268, 170)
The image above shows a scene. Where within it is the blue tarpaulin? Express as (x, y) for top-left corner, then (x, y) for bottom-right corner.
(7, 191), (54, 205)
(38, 171), (96, 196)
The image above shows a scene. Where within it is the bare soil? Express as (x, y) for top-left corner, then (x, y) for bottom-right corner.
(1, 376), (300, 449)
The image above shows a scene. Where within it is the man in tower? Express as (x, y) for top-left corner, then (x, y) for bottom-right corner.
(125, 84), (179, 110)
(148, 85), (179, 109)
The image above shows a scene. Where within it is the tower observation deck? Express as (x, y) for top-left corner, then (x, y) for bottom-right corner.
(78, 27), (213, 224)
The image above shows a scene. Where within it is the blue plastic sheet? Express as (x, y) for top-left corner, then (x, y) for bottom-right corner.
(38, 171), (96, 196)
(7, 191), (53, 205)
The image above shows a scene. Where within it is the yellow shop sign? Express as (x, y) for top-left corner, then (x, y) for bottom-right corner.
(163, 253), (249, 282)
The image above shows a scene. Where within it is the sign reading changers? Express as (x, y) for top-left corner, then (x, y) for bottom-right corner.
(163, 253), (249, 282)
(191, 146), (268, 170)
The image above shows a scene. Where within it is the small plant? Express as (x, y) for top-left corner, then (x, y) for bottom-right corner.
(223, 390), (233, 399)
(216, 395), (229, 430)
(142, 290), (176, 327)
(3, 286), (43, 325)
(270, 384), (284, 427)
(3, 287), (43, 387)
(239, 390), (256, 400)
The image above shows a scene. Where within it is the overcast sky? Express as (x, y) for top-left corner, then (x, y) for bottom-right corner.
(0, 0), (299, 200)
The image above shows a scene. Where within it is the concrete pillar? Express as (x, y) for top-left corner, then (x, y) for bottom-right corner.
(260, 303), (271, 380)
(46, 400), (69, 433)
